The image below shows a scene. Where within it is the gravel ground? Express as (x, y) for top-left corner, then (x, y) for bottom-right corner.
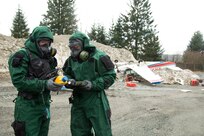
(1, 79), (204, 136)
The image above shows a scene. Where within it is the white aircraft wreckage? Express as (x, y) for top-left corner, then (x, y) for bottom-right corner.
(114, 61), (200, 86)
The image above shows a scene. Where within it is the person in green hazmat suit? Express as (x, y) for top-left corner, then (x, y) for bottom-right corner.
(62, 31), (116, 136)
(8, 26), (63, 136)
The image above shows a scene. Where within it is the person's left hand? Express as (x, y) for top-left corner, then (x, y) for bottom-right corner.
(76, 80), (92, 90)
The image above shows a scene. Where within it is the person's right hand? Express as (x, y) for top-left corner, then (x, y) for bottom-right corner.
(65, 80), (92, 90)
(65, 79), (76, 89)
(47, 77), (63, 91)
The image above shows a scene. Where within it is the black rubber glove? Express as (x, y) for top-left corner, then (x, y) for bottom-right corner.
(65, 79), (76, 89)
(78, 80), (92, 90)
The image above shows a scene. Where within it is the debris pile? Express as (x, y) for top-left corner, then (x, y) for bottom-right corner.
(153, 68), (200, 85)
(115, 61), (201, 86)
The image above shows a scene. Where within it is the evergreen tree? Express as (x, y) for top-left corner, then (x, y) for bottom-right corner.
(140, 30), (164, 61)
(88, 24), (97, 41)
(88, 24), (108, 45)
(97, 25), (108, 45)
(10, 7), (29, 38)
(183, 31), (204, 63)
(40, 0), (77, 35)
(119, 0), (163, 60)
(187, 31), (204, 51)
(108, 18), (126, 48)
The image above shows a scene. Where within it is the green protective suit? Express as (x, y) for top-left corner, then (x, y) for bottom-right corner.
(8, 26), (56, 136)
(63, 32), (116, 136)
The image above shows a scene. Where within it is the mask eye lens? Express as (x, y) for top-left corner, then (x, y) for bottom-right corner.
(68, 39), (82, 49)
(38, 40), (51, 47)
(69, 45), (81, 50)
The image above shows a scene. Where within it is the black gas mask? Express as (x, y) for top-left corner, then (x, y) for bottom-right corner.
(69, 39), (89, 61)
(69, 39), (83, 58)
(37, 38), (57, 59)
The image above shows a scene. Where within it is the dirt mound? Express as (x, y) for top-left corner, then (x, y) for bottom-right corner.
(0, 34), (136, 72)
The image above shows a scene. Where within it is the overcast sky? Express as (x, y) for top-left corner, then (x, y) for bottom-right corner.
(0, 0), (204, 54)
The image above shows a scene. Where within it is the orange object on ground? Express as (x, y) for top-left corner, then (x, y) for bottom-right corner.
(190, 79), (199, 86)
(126, 82), (137, 87)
